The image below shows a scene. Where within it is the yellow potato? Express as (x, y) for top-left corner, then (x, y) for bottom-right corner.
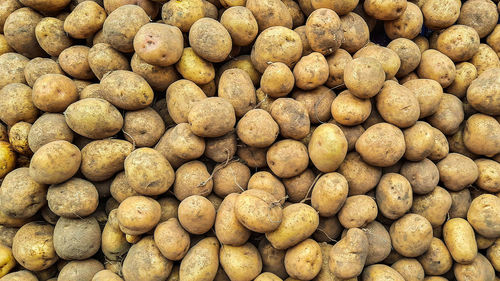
(308, 123), (347, 173)
(443, 218), (478, 264)
(285, 239), (322, 280)
(179, 237), (220, 281)
(220, 243), (263, 281)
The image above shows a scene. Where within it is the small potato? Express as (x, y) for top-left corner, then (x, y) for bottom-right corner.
(237, 109), (279, 148)
(166, 79), (207, 124)
(260, 62), (294, 98)
(355, 123), (406, 167)
(123, 107), (165, 147)
(180, 237), (219, 281)
(458, 0), (498, 38)
(411, 186), (452, 228)
(285, 239), (321, 280)
(325, 48), (352, 88)
(3, 8), (46, 58)
(131, 54), (179, 92)
(58, 259), (104, 281)
(117, 196), (161, 235)
(338, 195), (377, 228)
(235, 189), (282, 233)
(391, 258), (425, 281)
(0, 244), (15, 278)
(427, 94), (464, 136)
(220, 7), (258, 47)
(88, 43), (130, 80)
(246, 0), (292, 30)
(205, 133), (237, 163)
(24, 58), (64, 87)
(266, 203), (319, 250)
(417, 49), (456, 88)
(338, 151), (382, 195)
(220, 243), (263, 281)
(64, 1), (106, 39)
(58, 46), (94, 80)
(100, 70), (153, 110)
(331, 90), (371, 126)
(47, 178), (98, 218)
(387, 38), (421, 78)
(437, 153), (479, 191)
(175, 47), (214, 85)
(437, 25), (480, 62)
(267, 140), (309, 178)
(344, 57), (385, 99)
(443, 218), (478, 264)
(0, 53), (29, 90)
(161, 0), (205, 32)
(178, 195), (216, 235)
(375, 173), (412, 220)
(122, 236), (173, 281)
(8, 122), (31, 156)
(293, 52), (329, 90)
(81, 139), (134, 182)
(101, 209), (130, 261)
(154, 218), (190, 261)
(271, 98), (310, 140)
(189, 18), (232, 63)
(29, 140), (81, 185)
(0, 226), (18, 247)
(390, 214), (433, 257)
(384, 2), (423, 40)
(189, 97), (236, 138)
(251, 26), (303, 73)
(353, 45), (401, 79)
(464, 114), (500, 157)
(212, 161), (250, 197)
(134, 23), (184, 67)
(418, 238), (453, 276)
(215, 194), (251, 246)
(311, 173), (348, 217)
(102, 5), (150, 53)
(173, 161), (213, 200)
(292, 86), (336, 124)
(32, 74), (78, 113)
(218, 68), (256, 117)
(376, 81), (420, 128)
(454, 253), (495, 281)
(12, 222), (57, 271)
(467, 194), (500, 238)
(305, 8), (344, 56)
(53, 217), (101, 260)
(421, 0), (461, 30)
(329, 228), (368, 279)
(400, 159), (439, 194)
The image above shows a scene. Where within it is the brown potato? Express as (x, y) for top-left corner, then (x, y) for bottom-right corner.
(122, 107), (165, 147)
(305, 8), (344, 56)
(64, 1), (106, 39)
(267, 140), (309, 178)
(20, 0), (70, 13)
(464, 114), (500, 157)
(254, 273), (282, 281)
(443, 218), (478, 264)
(418, 237), (453, 276)
(282, 169), (315, 203)
(260, 62), (294, 98)
(189, 18), (232, 63)
(400, 158), (439, 194)
(220, 7), (258, 47)
(161, 0), (205, 32)
(293, 86), (336, 124)
(236, 144), (267, 169)
(122, 236), (173, 281)
(117, 196), (161, 235)
(32, 74), (78, 113)
(236, 109), (279, 148)
(47, 178), (98, 218)
(53, 216), (101, 260)
(487, 238), (500, 271)
(217, 55), (261, 86)
(446, 62), (477, 99)
(92, 270), (124, 281)
(173, 161), (213, 200)
(338, 151), (382, 195)
(467, 68), (500, 116)
(0, 271), (38, 281)
(311, 173), (348, 217)
(12, 222), (57, 271)
(467, 194), (500, 238)
(417, 49), (456, 88)
(3, 8), (46, 58)
(387, 38), (421, 78)
(448, 189), (471, 219)
(329, 228), (368, 279)
(364, 0), (407, 20)
(376, 81), (420, 128)
(338, 195), (377, 228)
(88, 43), (130, 80)
(361, 221), (392, 265)
(188, 97), (236, 138)
(24, 58), (64, 87)
(293, 52), (329, 90)
(258, 239), (287, 279)
(437, 25), (480, 62)
(0, 53), (29, 89)
(384, 2), (423, 40)
(458, 0), (498, 38)
(101, 209), (130, 261)
(220, 243), (263, 281)
(132, 57), (178, 93)
(154, 218), (190, 261)
(308, 123), (347, 173)
(234, 189), (282, 233)
(285, 239), (321, 280)
(204, 132), (237, 163)
(471, 44), (500, 76)
(427, 94), (464, 136)
(248, 172), (286, 203)
(246, 0), (293, 31)
(391, 258), (425, 281)
(178, 195), (216, 235)
(344, 57), (385, 99)
(100, 70), (153, 110)
(437, 153), (479, 191)
(487, 24), (500, 55)
(340, 12), (369, 53)
(474, 159), (500, 193)
(166, 79), (207, 124)
(375, 173), (412, 220)
(403, 121), (434, 161)
(58, 46), (94, 80)
(331, 90), (372, 126)
(283, 0), (305, 27)
(0, 0), (22, 34)
(58, 259), (104, 281)
(271, 98), (310, 140)
(0, 243), (15, 278)
(102, 5), (149, 53)
(215, 193), (251, 246)
(133, 23), (184, 67)
(0, 226), (18, 247)
(454, 253), (495, 281)
(212, 161), (250, 197)
(421, 0), (461, 29)
(325, 48), (352, 88)
(390, 214), (433, 257)
(34, 18), (72, 58)
(81, 139), (133, 182)
(294, 25), (312, 57)
(7, 122), (31, 156)
(403, 78), (443, 116)
(179, 237), (219, 281)
(411, 186), (452, 227)
(218, 68), (256, 117)
(355, 122), (406, 167)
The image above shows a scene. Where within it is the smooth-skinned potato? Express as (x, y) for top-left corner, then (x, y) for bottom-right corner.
(443, 218), (478, 264)
(122, 236), (173, 281)
(311, 172), (348, 217)
(338, 195), (378, 228)
(117, 196), (161, 236)
(267, 140), (309, 178)
(179, 237), (220, 281)
(418, 237), (453, 276)
(12, 222), (58, 271)
(390, 214), (433, 257)
(64, 1), (106, 39)
(178, 195), (216, 235)
(134, 23), (184, 67)
(220, 6), (258, 47)
(467, 194), (500, 238)
(355, 123), (406, 167)
(220, 243), (263, 281)
(285, 239), (321, 280)
(305, 8), (344, 56)
(329, 228), (368, 279)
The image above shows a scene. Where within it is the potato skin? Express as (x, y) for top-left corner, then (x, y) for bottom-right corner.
(458, 0), (498, 38)
(466, 68), (500, 116)
(101, 209), (130, 261)
(467, 194), (500, 238)
(293, 52), (329, 90)
(161, 0), (205, 32)
(173, 161), (213, 200)
(454, 253), (495, 281)
(308, 123), (347, 173)
(331, 90), (372, 126)
(0, 53), (29, 90)
(0, 270), (39, 281)
(437, 25), (480, 62)
(35, 18), (73, 57)
(344, 57), (385, 99)
(58, 259), (104, 281)
(47, 178), (98, 218)
(437, 153), (479, 191)
(375, 173), (412, 220)
(384, 2), (423, 40)
(390, 214), (433, 257)
(329, 228), (368, 279)
(403, 79), (443, 119)
(58, 46), (94, 80)
(235, 189), (282, 233)
(88, 43), (130, 80)
(421, 0), (461, 30)
(64, 98), (124, 139)
(246, 0), (293, 31)
(178, 195), (216, 235)
(180, 237), (220, 281)
(362, 264), (406, 281)
(271, 98), (310, 140)
(376, 81), (420, 128)
(285, 239), (321, 280)
(3, 8), (46, 58)
(220, 6), (258, 47)
(417, 237), (453, 276)
(428, 94), (464, 136)
(411, 186), (452, 228)
(53, 217), (101, 260)
(220, 243), (263, 281)
(443, 218), (478, 264)
(92, 270), (124, 281)
(417, 49), (456, 88)
(267, 140), (309, 178)
(218, 68), (256, 117)
(338, 152), (382, 195)
(237, 109), (279, 148)
(122, 236), (173, 281)
(464, 114), (500, 157)
(100, 70), (154, 110)
(188, 97), (236, 138)
(12, 222), (58, 271)
(24, 58), (64, 87)
(338, 195), (377, 228)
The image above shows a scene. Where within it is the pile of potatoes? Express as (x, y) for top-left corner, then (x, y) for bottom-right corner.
(0, 0), (500, 280)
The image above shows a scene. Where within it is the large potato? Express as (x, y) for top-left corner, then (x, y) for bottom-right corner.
(58, 259), (104, 281)
(436, 25), (480, 62)
(355, 123), (406, 167)
(246, 0), (292, 30)
(390, 214), (433, 257)
(417, 49), (456, 88)
(427, 94), (464, 136)
(88, 43), (130, 80)
(467, 194), (500, 238)
(443, 218), (478, 264)
(27, 113), (73, 154)
(421, 0), (461, 30)
(64, 1), (106, 39)
(117, 196), (161, 235)
(331, 90), (372, 126)
(387, 38), (421, 77)
(284, 239), (321, 280)
(0, 53), (29, 89)
(375, 173), (412, 220)
(311, 173), (348, 217)
(402, 79), (443, 118)
(189, 18), (232, 63)
(308, 123), (347, 173)
(12, 222), (58, 271)
(305, 8), (343, 56)
(338, 195), (377, 228)
(100, 70), (153, 110)
(344, 57), (385, 99)
(173, 161), (213, 200)
(122, 236), (173, 281)
(329, 228), (368, 279)
(466, 68), (500, 116)
(133, 23), (183, 67)
(219, 68), (256, 117)
(376, 81), (420, 128)
(267, 140), (309, 178)
(384, 2), (423, 40)
(260, 62), (295, 98)
(464, 114), (500, 157)
(475, 159), (500, 193)
(235, 189), (282, 233)
(102, 5), (149, 53)
(271, 98), (310, 140)
(166, 79), (207, 124)
(237, 109), (279, 148)
(180, 237), (220, 281)
(80, 139), (133, 182)
(0, 83), (38, 126)
(411, 186), (452, 227)
(400, 158), (438, 195)
(454, 253), (495, 281)
(188, 97), (236, 138)
(53, 217), (101, 260)
(215, 193), (251, 246)
(338, 152), (382, 195)
(364, 221), (392, 265)
(35, 18), (72, 57)
(437, 153), (478, 191)
(220, 243), (262, 281)
(458, 0), (498, 38)
(47, 178), (98, 218)
(3, 8), (46, 58)
(293, 52), (329, 90)
(220, 7), (258, 47)
(32, 74), (78, 113)
(161, 0), (205, 32)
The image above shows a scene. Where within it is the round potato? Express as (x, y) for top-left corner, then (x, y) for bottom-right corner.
(467, 68), (500, 116)
(220, 243), (263, 281)
(325, 48), (352, 88)
(234, 189), (282, 233)
(123, 107), (165, 147)
(134, 23), (184, 67)
(376, 81), (420, 128)
(205, 132), (237, 163)
(338, 195), (377, 228)
(400, 158), (439, 194)
(32, 74), (78, 113)
(311, 173), (348, 217)
(355, 123), (406, 167)
(437, 153), (479, 191)
(267, 140), (309, 178)
(173, 161), (213, 200)
(285, 239), (321, 280)
(188, 97), (236, 138)
(3, 7), (46, 58)
(458, 0), (498, 38)
(0, 83), (39, 127)
(58, 259), (104, 281)
(93, 270), (124, 281)
(308, 123), (347, 173)
(246, 0), (293, 30)
(353, 45), (401, 79)
(411, 186), (452, 228)
(338, 152), (382, 195)
(271, 98), (310, 140)
(305, 8), (344, 56)
(260, 62), (295, 98)
(427, 94), (464, 136)
(212, 161), (250, 197)
(64, 1), (106, 39)
(12, 222), (57, 271)
(176, 47), (214, 85)
(446, 62), (477, 99)
(344, 57), (385, 99)
(178, 195), (216, 235)
(154, 218), (190, 261)
(390, 214), (433, 257)
(464, 114), (500, 157)
(292, 86), (336, 124)
(24, 58), (64, 87)
(47, 178), (98, 218)
(189, 18), (232, 63)
(443, 218), (478, 264)
(80, 139), (133, 182)
(53, 217), (101, 260)
(454, 253), (495, 281)
(161, 0), (205, 32)
(0, 53), (29, 89)
(421, 0), (461, 30)
(131, 54), (179, 92)
(331, 90), (371, 126)
(418, 237), (453, 276)
(384, 2), (423, 40)
(293, 52), (329, 90)
(467, 194), (500, 238)
(88, 43), (130, 80)
(437, 25), (480, 62)
(329, 228), (368, 279)
(58, 46), (94, 80)
(100, 70), (153, 110)
(218, 68), (256, 117)
(387, 38), (421, 78)
(474, 159), (500, 193)
(117, 196), (161, 235)
(220, 7), (258, 47)
(122, 236), (173, 281)
(375, 173), (412, 220)
(237, 109), (279, 148)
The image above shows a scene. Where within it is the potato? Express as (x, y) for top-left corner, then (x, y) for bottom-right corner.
(173, 161), (213, 200)
(487, 238), (500, 271)
(122, 107), (165, 147)
(363, 0), (406, 20)
(454, 253), (495, 281)
(260, 62), (294, 98)
(415, 238), (452, 277)
(178, 195), (215, 235)
(215, 193), (251, 246)
(88, 43), (130, 79)
(403, 121), (435, 161)
(53, 217), (101, 260)
(219, 7), (258, 47)
(0, 244), (15, 278)
(306, 123), (347, 172)
(164, 124), (205, 161)
(353, 45), (401, 80)
(235, 109), (279, 148)
(45, 178), (97, 219)
(271, 98), (310, 140)
(189, 18), (232, 63)
(391, 258), (425, 281)
(19, 0), (70, 13)
(257, 240), (287, 279)
(467, 68), (500, 116)
(357, 221), (390, 266)
(153, 218), (190, 261)
(132, 63), (177, 97)
(100, 70), (153, 111)
(174, 49), (214, 85)
(247, 172), (286, 204)
(443, 218), (477, 264)
(331, 90), (371, 126)
(233, 189), (282, 233)
(283, 239), (321, 280)
(391, 214), (433, 257)
(220, 243), (263, 281)
(28, 140), (80, 185)
(356, 123), (406, 167)
(339, 13), (369, 54)
(343, 57), (385, 99)
(337, 195), (377, 228)
(64, 1), (105, 39)
(487, 24), (500, 55)
(101, 209), (130, 261)
(458, 0), (498, 38)
(421, 0), (461, 29)
(102, 5), (149, 53)
(180, 237), (219, 281)
(464, 114), (500, 157)
(267, 140), (309, 178)
(0, 0), (22, 33)
(3, 8), (46, 58)
(218, 68), (256, 117)
(329, 228), (368, 279)
(12, 222), (57, 271)
(246, 0), (292, 30)
(122, 236), (173, 281)
(399, 159), (438, 195)
(305, 8), (343, 56)
(437, 153), (479, 191)
(0, 53), (29, 89)
(266, 203), (319, 250)
(117, 196), (161, 236)
(474, 159), (500, 193)
(23, 58), (62, 88)
(417, 49), (456, 88)
(31, 74), (77, 113)
(445, 63), (477, 99)
(384, 3), (422, 40)
(7, 122), (30, 156)
(57, 46), (94, 80)
(204, 133), (237, 163)
(280, 169), (314, 203)
(436, 25), (480, 63)
(377, 81), (420, 128)
(133, 23), (183, 68)
(447, 189), (471, 220)
(411, 186), (452, 228)
(255, 273), (282, 281)
(188, 97), (236, 138)
(166, 80), (207, 125)
(470, 44), (500, 76)
(212, 162), (250, 197)
(1, 270), (39, 281)
(293, 86), (336, 124)
(387, 39), (421, 79)
(58, 259), (104, 281)
(427, 94), (464, 136)
(374, 173), (412, 220)
(0, 84), (38, 127)
(311, 173), (348, 217)
(325, 49), (352, 88)
(0, 35), (12, 56)
(293, 52), (329, 90)
(467, 194), (500, 238)
(92, 270), (124, 281)
(0, 226), (17, 247)
(161, 0), (204, 32)
(294, 25), (312, 57)
(338, 152), (382, 195)
(80, 139), (133, 182)
(251, 26), (303, 73)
